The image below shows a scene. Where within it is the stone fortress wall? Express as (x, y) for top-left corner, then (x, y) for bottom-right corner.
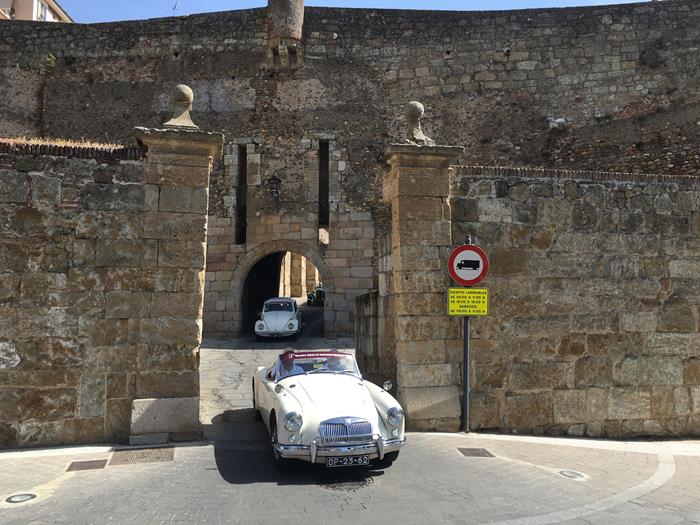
(0, 0), (698, 440)
(1, 0), (699, 340)
(357, 161), (700, 436)
(0, 149), (149, 447)
(0, 126), (221, 448)
(452, 167), (700, 436)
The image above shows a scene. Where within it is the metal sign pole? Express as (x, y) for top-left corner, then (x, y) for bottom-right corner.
(462, 233), (471, 433)
(462, 315), (470, 433)
(448, 234), (485, 434)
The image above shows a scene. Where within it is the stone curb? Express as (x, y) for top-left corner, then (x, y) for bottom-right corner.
(0, 440), (212, 460)
(438, 431), (700, 456)
(4, 431), (700, 460)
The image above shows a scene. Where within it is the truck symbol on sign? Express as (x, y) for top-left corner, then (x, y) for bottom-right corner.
(457, 259), (480, 270)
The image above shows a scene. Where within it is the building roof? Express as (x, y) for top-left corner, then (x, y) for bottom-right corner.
(46, 0), (73, 23)
(0, 0), (10, 20)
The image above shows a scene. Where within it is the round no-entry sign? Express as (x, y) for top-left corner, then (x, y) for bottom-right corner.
(448, 244), (489, 286)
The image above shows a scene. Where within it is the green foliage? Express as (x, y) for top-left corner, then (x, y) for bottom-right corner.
(39, 52), (58, 72)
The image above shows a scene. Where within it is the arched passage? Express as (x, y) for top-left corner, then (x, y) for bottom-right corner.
(240, 252), (286, 334)
(229, 240), (336, 338)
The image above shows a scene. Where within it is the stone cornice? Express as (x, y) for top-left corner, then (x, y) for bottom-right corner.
(134, 127), (224, 159)
(455, 165), (700, 187)
(385, 144), (464, 170)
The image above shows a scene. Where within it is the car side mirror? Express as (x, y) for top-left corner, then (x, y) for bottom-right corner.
(383, 380), (393, 392)
(257, 312), (262, 319)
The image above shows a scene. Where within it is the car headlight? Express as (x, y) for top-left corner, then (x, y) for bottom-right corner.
(283, 412), (303, 432)
(287, 322), (295, 330)
(387, 407), (404, 427)
(256, 322), (265, 331)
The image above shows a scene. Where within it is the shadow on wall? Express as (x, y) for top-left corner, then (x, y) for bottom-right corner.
(241, 252), (285, 333)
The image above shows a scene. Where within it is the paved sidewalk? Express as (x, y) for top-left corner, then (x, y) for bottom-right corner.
(1, 431), (699, 525)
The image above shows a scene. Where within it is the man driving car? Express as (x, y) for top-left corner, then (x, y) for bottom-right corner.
(278, 350), (304, 379)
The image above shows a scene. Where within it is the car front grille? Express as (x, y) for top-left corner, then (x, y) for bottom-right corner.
(319, 418), (373, 445)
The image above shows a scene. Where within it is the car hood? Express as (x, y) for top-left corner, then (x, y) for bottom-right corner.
(285, 373), (375, 420)
(261, 311), (295, 327)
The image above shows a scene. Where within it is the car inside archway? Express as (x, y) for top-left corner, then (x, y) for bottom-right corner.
(241, 251), (325, 340)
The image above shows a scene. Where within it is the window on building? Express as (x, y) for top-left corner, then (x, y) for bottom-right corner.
(37, 1), (48, 21)
(318, 140), (330, 227)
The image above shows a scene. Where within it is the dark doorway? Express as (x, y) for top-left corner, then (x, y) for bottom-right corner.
(241, 253), (285, 334)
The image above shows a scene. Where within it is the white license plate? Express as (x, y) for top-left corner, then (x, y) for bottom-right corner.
(325, 455), (369, 468)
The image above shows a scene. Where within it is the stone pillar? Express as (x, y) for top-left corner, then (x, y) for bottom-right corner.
(279, 251), (291, 296)
(267, 0), (304, 67)
(290, 253), (304, 297)
(306, 259), (317, 291)
(384, 143), (463, 432)
(300, 256), (308, 297)
(130, 85), (223, 444)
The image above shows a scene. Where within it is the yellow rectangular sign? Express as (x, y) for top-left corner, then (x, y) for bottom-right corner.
(448, 288), (489, 316)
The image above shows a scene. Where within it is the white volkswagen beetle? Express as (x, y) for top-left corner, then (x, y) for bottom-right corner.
(252, 350), (406, 468)
(255, 298), (301, 340)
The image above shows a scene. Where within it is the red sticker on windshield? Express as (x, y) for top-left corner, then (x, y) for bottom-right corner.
(280, 351), (352, 360)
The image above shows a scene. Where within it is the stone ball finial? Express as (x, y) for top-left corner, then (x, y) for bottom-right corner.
(405, 100), (425, 120)
(404, 100), (435, 146)
(163, 83), (198, 130)
(173, 84), (194, 107)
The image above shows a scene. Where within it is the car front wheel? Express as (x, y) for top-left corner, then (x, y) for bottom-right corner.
(270, 418), (290, 469)
(252, 379), (262, 421)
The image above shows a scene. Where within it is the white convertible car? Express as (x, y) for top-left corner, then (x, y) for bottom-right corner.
(255, 298), (301, 340)
(252, 350), (406, 468)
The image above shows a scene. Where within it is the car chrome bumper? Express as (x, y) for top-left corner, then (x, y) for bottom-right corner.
(255, 331), (297, 338)
(275, 436), (406, 463)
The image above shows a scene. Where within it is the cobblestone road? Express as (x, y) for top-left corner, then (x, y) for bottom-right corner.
(1, 431), (699, 525)
(2, 341), (699, 524)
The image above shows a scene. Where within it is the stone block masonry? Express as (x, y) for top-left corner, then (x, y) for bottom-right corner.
(357, 161), (700, 437)
(2, 2), (700, 175)
(2, 1), (700, 342)
(2, 0), (700, 440)
(452, 166), (700, 438)
(383, 143), (464, 432)
(0, 126), (222, 448)
(204, 137), (373, 338)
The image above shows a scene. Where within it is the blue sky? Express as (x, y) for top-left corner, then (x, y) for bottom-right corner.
(60, 0), (646, 23)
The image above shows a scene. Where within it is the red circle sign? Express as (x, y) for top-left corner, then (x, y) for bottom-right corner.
(448, 245), (489, 286)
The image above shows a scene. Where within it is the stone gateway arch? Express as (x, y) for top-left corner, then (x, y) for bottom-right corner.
(0, 0), (699, 447)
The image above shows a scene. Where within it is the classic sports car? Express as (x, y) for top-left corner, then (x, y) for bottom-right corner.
(255, 298), (301, 340)
(252, 350), (406, 468)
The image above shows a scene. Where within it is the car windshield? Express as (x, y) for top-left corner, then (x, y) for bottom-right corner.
(275, 352), (360, 380)
(264, 301), (293, 312)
